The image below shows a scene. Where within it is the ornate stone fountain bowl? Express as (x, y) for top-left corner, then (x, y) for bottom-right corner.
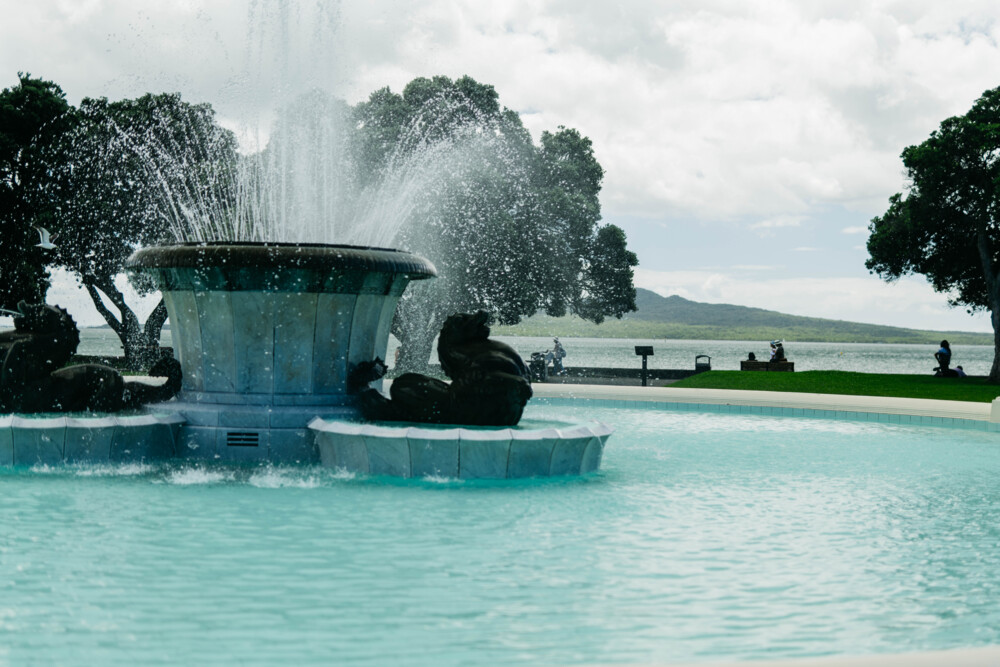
(308, 417), (613, 479)
(126, 242), (436, 463)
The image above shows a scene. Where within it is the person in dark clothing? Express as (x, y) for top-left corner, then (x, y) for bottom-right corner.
(545, 338), (566, 374)
(934, 340), (958, 377)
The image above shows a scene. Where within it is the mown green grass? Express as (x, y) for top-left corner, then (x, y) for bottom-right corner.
(670, 370), (1000, 403)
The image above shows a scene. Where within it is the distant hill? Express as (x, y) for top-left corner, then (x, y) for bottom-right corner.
(493, 289), (994, 345)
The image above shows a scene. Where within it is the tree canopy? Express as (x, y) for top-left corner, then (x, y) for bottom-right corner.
(5, 73), (635, 373)
(1, 76), (238, 368)
(45, 92), (238, 367)
(0, 74), (73, 308)
(867, 85), (1000, 381)
(355, 75), (638, 369)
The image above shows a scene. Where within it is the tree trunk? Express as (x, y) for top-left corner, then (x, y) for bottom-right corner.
(991, 306), (1000, 383)
(82, 275), (166, 372)
(976, 230), (1000, 383)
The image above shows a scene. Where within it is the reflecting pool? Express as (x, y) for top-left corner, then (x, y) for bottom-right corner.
(3, 404), (1000, 665)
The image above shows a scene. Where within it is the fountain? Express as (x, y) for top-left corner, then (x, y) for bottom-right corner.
(124, 242), (612, 476)
(0, 94), (614, 474)
(0, 7), (612, 475)
(126, 242), (436, 463)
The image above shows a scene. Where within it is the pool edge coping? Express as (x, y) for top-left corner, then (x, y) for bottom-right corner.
(530, 384), (998, 431)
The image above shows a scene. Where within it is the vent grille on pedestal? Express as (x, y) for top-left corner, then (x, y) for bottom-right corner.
(227, 431), (260, 447)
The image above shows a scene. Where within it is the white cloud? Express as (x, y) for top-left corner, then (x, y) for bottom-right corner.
(4, 1), (1000, 333)
(750, 216), (803, 231)
(6, 0), (1000, 224)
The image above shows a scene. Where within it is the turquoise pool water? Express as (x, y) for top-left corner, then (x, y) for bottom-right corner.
(3, 404), (1000, 665)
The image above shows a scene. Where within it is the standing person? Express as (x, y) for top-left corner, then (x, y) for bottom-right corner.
(551, 337), (566, 374)
(934, 340), (952, 375)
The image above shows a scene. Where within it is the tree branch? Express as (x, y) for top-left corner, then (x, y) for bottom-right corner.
(82, 277), (123, 338)
(84, 274), (143, 345)
(143, 298), (168, 341)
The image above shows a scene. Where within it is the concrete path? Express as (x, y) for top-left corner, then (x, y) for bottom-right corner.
(140, 373), (996, 422)
(532, 382), (996, 422)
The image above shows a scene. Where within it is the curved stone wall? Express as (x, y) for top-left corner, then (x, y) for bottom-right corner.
(0, 413), (184, 466)
(128, 243), (437, 405)
(309, 418), (613, 479)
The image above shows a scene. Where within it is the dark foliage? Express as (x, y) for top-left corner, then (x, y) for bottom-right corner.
(355, 76), (638, 370)
(867, 86), (1000, 381)
(0, 74), (73, 308)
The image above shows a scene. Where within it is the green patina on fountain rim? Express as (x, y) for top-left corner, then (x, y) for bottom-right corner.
(127, 242), (437, 294)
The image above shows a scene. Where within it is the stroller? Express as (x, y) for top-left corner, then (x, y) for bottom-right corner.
(528, 338), (566, 382)
(529, 351), (549, 382)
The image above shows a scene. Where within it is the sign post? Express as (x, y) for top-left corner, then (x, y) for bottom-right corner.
(635, 345), (654, 387)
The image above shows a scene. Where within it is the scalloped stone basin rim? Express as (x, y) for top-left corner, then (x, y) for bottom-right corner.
(0, 412), (184, 466)
(309, 417), (614, 479)
(127, 241), (439, 278)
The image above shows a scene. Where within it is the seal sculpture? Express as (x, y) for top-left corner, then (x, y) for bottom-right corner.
(0, 302), (182, 413)
(350, 310), (533, 426)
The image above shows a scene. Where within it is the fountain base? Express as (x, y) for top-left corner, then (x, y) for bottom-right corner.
(0, 413), (185, 466)
(309, 417), (612, 479)
(160, 400), (356, 463)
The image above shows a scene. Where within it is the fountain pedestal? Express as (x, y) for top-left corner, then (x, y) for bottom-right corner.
(127, 243), (436, 462)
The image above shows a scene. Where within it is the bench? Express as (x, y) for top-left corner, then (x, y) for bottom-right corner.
(740, 360), (794, 372)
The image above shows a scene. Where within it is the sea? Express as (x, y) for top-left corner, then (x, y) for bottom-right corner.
(62, 327), (996, 376)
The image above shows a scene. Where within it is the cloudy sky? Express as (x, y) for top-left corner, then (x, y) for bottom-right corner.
(3, 0), (1000, 332)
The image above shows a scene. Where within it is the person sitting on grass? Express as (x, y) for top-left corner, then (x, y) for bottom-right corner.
(934, 340), (958, 377)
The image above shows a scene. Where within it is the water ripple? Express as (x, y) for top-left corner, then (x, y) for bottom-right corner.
(4, 406), (1000, 665)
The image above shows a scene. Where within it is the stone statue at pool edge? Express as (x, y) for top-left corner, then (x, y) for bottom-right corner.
(349, 310), (533, 426)
(0, 302), (182, 413)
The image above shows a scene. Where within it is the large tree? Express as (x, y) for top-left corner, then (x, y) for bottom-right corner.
(0, 74), (73, 308)
(867, 86), (1000, 381)
(46, 92), (238, 368)
(355, 75), (638, 370)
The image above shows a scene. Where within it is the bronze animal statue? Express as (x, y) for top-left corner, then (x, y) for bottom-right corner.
(350, 311), (533, 426)
(0, 302), (182, 413)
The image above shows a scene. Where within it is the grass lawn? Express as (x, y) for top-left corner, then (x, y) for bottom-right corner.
(670, 370), (1000, 403)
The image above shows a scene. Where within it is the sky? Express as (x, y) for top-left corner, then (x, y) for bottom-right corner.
(2, 0), (1000, 332)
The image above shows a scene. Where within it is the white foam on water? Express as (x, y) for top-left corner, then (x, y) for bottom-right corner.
(248, 466), (322, 488)
(167, 467), (235, 485)
(422, 474), (461, 485)
(73, 462), (156, 477)
(329, 467), (356, 481)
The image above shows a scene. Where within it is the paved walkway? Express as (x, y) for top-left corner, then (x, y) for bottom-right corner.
(138, 374), (997, 422)
(531, 383), (996, 422)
